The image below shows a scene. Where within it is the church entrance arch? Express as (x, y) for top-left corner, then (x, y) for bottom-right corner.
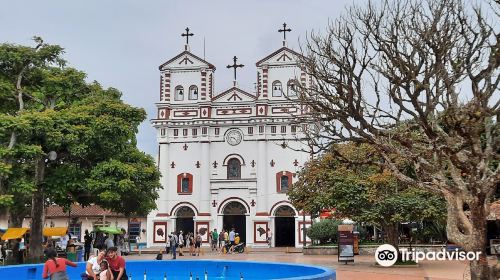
(274, 205), (296, 247)
(175, 206), (195, 235)
(222, 201), (247, 244)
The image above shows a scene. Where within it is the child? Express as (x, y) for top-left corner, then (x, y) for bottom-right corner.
(42, 248), (77, 279)
(99, 260), (114, 280)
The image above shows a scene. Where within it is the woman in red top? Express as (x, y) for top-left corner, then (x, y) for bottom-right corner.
(42, 248), (77, 280)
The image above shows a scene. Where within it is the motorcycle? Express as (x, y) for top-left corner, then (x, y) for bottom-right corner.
(224, 242), (245, 254)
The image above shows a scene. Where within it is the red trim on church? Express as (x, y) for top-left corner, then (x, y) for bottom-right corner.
(217, 197), (250, 214)
(255, 46), (303, 67)
(276, 171), (293, 193)
(201, 70), (207, 100)
(269, 200), (297, 216)
(262, 68), (268, 98)
(169, 202), (199, 216)
(177, 173), (193, 194)
(159, 50), (216, 70)
(155, 213), (170, 217)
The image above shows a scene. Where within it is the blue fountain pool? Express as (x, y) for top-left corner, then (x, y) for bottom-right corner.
(0, 259), (336, 280)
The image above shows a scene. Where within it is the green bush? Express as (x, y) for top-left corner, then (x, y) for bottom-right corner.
(307, 219), (342, 244)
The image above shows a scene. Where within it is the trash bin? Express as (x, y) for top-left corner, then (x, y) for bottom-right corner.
(76, 248), (84, 262)
(67, 252), (77, 262)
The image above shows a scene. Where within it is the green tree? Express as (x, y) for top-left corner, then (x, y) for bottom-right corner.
(0, 38), (161, 260)
(289, 143), (446, 250)
(307, 219), (341, 245)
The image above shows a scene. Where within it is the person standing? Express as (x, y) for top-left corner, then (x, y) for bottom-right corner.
(219, 230), (225, 251)
(42, 248), (77, 280)
(60, 232), (70, 251)
(105, 234), (115, 250)
(189, 233), (195, 256)
(84, 230), (93, 261)
(211, 229), (219, 251)
(105, 247), (127, 280)
(194, 232), (202, 256)
(267, 228), (273, 248)
(229, 228), (236, 253)
(177, 231), (184, 256)
(169, 233), (178, 260)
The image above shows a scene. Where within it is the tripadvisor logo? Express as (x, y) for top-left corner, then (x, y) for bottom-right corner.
(375, 244), (482, 266)
(375, 244), (398, 267)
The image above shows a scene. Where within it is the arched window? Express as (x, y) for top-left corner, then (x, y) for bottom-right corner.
(181, 178), (190, 192)
(280, 176), (289, 192)
(175, 86), (184, 101)
(287, 80), (297, 96)
(177, 173), (193, 194)
(272, 81), (282, 97)
(189, 85), (198, 100)
(276, 171), (293, 193)
(227, 158), (241, 179)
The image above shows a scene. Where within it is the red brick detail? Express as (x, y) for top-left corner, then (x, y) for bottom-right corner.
(255, 212), (269, 216)
(173, 110), (198, 118)
(201, 71), (207, 100)
(158, 108), (170, 119)
(209, 73), (213, 99)
(276, 171), (293, 193)
(156, 213), (170, 217)
(217, 197), (250, 214)
(177, 173), (193, 194)
(198, 213), (211, 216)
(164, 73), (171, 102)
(169, 202), (199, 216)
(200, 106), (212, 118)
(216, 108), (251, 116)
(262, 68), (268, 98)
(160, 75), (163, 101)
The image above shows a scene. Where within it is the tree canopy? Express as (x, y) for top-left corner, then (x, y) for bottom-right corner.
(296, 0), (498, 278)
(0, 38), (161, 259)
(288, 143), (446, 248)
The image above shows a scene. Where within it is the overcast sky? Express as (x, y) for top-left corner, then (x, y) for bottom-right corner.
(0, 0), (362, 156)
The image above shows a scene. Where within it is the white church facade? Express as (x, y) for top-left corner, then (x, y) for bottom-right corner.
(146, 26), (312, 248)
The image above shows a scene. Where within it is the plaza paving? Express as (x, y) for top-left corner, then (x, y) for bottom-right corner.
(123, 248), (477, 280)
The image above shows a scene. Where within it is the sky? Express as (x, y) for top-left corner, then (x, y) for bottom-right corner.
(0, 0), (363, 156)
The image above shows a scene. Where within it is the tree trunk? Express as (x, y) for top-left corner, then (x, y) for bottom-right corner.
(384, 223), (399, 252)
(8, 209), (26, 228)
(446, 196), (499, 280)
(29, 158), (45, 262)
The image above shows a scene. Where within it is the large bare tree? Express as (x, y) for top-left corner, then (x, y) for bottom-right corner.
(297, 0), (499, 279)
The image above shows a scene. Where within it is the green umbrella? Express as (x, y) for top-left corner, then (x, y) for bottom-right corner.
(97, 226), (122, 234)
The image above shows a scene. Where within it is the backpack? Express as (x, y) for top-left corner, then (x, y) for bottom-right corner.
(196, 235), (202, 242)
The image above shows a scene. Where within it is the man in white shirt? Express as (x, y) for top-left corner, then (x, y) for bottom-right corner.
(105, 234), (115, 249)
(60, 233), (69, 250)
(229, 228), (236, 253)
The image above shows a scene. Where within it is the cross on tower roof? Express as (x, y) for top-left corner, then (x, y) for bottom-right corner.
(226, 56), (244, 86)
(278, 23), (292, 46)
(181, 27), (194, 50)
